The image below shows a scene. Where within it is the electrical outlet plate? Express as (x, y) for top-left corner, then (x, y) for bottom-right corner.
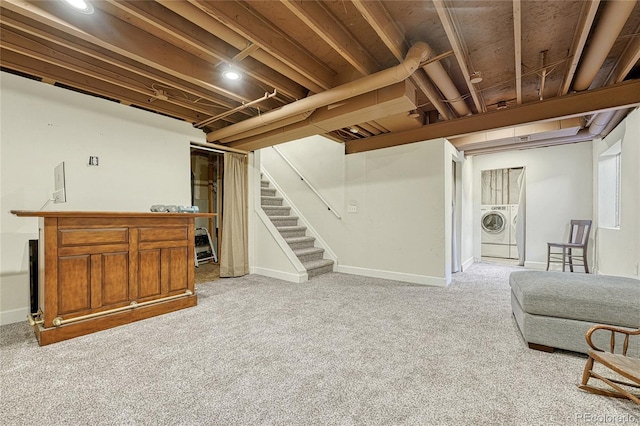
(347, 205), (357, 213)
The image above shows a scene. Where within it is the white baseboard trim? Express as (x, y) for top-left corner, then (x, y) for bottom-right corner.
(1, 307), (28, 325)
(336, 265), (446, 287)
(251, 267), (308, 283)
(461, 257), (475, 271)
(524, 261), (547, 270)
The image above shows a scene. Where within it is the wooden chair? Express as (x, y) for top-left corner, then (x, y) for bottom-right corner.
(546, 219), (592, 273)
(578, 324), (640, 404)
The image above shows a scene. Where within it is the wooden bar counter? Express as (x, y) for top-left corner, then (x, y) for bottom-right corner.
(11, 210), (215, 345)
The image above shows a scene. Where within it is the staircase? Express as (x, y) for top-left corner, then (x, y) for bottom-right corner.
(261, 177), (334, 279)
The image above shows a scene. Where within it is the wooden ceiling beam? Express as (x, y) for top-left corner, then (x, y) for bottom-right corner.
(189, 0), (335, 91)
(0, 48), (209, 125)
(0, 9), (254, 119)
(345, 79), (640, 154)
(156, 0), (325, 94)
(513, 0), (523, 105)
(0, 27), (243, 125)
(351, 0), (454, 120)
(279, 0), (379, 77)
(102, 0), (305, 102)
(3, 0), (269, 104)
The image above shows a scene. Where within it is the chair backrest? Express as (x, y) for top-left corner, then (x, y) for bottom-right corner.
(568, 220), (592, 246)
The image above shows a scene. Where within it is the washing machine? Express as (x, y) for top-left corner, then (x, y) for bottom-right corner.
(481, 205), (511, 258)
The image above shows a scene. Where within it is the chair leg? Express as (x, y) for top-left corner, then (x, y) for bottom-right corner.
(546, 245), (550, 271)
(562, 247), (566, 272)
(581, 356), (595, 385)
(583, 251), (589, 273)
(568, 248), (574, 272)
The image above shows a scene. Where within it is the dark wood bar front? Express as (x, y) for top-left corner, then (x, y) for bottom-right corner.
(11, 211), (215, 345)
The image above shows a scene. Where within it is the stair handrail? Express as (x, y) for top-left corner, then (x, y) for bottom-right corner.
(271, 146), (342, 219)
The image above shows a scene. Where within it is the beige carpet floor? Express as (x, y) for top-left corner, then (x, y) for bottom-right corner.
(1, 262), (638, 425)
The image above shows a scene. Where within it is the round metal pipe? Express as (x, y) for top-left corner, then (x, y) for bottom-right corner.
(422, 58), (471, 117)
(573, 0), (637, 91)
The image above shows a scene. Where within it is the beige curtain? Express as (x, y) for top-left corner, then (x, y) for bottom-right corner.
(220, 152), (249, 277)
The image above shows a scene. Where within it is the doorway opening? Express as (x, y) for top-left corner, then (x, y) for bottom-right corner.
(480, 167), (525, 264)
(191, 149), (223, 282)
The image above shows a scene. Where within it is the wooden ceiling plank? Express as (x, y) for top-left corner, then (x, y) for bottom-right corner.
(0, 9), (253, 118)
(351, 0), (454, 120)
(558, 0), (600, 95)
(189, 0), (335, 90)
(102, 0), (305, 102)
(279, 0), (379, 77)
(432, 0), (484, 113)
(3, 0), (268, 104)
(513, 0), (523, 105)
(345, 79), (640, 154)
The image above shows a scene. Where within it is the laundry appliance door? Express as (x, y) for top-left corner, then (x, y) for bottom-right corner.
(481, 210), (509, 244)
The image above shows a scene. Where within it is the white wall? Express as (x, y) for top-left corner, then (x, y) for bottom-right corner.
(593, 108), (640, 278)
(259, 135), (455, 285)
(0, 72), (205, 324)
(471, 143), (594, 270)
(460, 155), (475, 270)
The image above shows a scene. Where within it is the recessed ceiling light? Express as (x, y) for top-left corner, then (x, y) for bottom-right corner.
(61, 0), (94, 14)
(222, 67), (242, 81)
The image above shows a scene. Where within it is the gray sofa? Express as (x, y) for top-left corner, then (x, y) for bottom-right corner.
(509, 270), (640, 355)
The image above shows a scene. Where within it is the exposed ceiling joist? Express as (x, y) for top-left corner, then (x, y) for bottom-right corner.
(189, 0), (335, 91)
(351, 0), (454, 120)
(280, 0), (379, 77)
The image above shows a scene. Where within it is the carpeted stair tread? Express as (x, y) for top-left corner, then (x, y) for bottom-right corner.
(285, 236), (315, 244)
(276, 225), (307, 232)
(293, 247), (324, 256)
(262, 206), (291, 215)
(261, 196), (284, 206)
(303, 259), (335, 278)
(268, 215), (299, 221)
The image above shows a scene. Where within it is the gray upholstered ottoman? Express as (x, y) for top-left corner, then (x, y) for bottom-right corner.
(509, 271), (640, 355)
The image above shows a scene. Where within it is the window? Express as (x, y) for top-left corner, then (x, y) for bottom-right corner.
(598, 141), (622, 228)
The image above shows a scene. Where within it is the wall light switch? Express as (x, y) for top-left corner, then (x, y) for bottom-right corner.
(348, 205), (357, 213)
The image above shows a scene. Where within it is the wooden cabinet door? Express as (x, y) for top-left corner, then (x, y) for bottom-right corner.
(136, 226), (190, 302)
(56, 227), (130, 318)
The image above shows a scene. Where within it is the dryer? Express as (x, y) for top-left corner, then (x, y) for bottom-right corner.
(481, 205), (511, 258)
(481, 205), (510, 245)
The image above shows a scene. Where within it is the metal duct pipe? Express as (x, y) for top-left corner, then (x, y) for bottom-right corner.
(573, 0), (637, 91)
(591, 108), (630, 137)
(207, 42), (432, 142)
(422, 52), (471, 117)
(588, 110), (616, 136)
